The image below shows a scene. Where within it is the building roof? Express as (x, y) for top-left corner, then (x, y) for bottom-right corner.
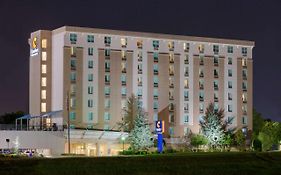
(52, 26), (255, 47)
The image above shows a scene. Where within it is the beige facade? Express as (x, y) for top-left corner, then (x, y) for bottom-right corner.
(29, 26), (254, 139)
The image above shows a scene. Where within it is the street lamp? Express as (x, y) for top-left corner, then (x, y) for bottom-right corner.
(121, 136), (125, 153)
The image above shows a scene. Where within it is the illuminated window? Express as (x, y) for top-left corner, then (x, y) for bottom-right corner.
(169, 54), (174, 63)
(242, 93), (247, 103)
(184, 79), (189, 89)
(242, 58), (247, 67)
(41, 77), (47, 87)
(121, 38), (127, 47)
(42, 52), (47, 61)
(121, 50), (126, 60)
(137, 40), (143, 48)
(41, 90), (46, 99)
(121, 62), (126, 73)
(41, 64), (47, 74)
(198, 44), (204, 53)
(71, 47), (76, 56)
(168, 41), (174, 50)
(41, 103), (46, 112)
(183, 43), (189, 52)
(41, 39), (47, 48)
(70, 98), (76, 108)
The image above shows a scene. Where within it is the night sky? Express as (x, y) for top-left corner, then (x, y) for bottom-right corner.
(0, 0), (280, 121)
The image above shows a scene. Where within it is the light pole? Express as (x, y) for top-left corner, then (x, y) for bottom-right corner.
(121, 136), (125, 153)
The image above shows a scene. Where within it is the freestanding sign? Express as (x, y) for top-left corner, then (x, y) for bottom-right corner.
(155, 120), (164, 153)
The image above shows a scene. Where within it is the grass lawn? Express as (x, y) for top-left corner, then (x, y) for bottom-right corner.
(0, 152), (281, 175)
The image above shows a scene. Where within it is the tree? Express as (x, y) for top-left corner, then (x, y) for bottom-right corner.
(128, 111), (153, 151)
(252, 109), (265, 137)
(118, 94), (141, 132)
(234, 129), (246, 151)
(200, 103), (230, 149)
(258, 121), (280, 151)
(0, 111), (25, 124)
(190, 134), (208, 151)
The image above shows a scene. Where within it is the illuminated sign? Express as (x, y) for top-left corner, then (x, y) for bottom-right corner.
(155, 120), (164, 134)
(30, 37), (39, 56)
(156, 120), (164, 153)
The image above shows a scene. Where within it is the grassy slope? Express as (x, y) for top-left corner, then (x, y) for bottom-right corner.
(0, 152), (281, 175)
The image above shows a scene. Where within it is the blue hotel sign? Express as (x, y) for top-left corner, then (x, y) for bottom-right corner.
(155, 120), (164, 153)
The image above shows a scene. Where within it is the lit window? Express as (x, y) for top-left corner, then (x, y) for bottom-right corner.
(198, 44), (204, 53)
(168, 41), (174, 50)
(121, 50), (126, 60)
(41, 64), (47, 74)
(242, 58), (247, 67)
(41, 77), (47, 87)
(41, 39), (47, 48)
(42, 52), (47, 61)
(87, 35), (94, 43)
(183, 43), (189, 52)
(184, 79), (189, 89)
(169, 54), (174, 63)
(71, 47), (76, 56)
(137, 40), (143, 48)
(41, 103), (46, 112)
(227, 46), (233, 53)
(121, 38), (127, 47)
(70, 98), (76, 108)
(88, 112), (93, 121)
(242, 93), (247, 103)
(41, 90), (46, 100)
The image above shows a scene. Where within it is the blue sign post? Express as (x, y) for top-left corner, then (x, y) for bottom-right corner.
(155, 120), (164, 153)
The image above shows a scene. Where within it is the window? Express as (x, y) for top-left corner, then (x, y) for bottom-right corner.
(184, 79), (189, 89)
(138, 63), (142, 74)
(121, 74), (126, 85)
(214, 69), (219, 78)
(199, 91), (204, 101)
(104, 112), (111, 121)
(169, 65), (174, 76)
(137, 40), (143, 48)
(242, 105), (247, 114)
(138, 51), (143, 61)
(121, 99), (127, 109)
(169, 54), (174, 63)
(169, 114), (174, 123)
(121, 50), (126, 60)
(199, 55), (204, 65)
(168, 41), (174, 50)
(214, 103), (219, 112)
(121, 62), (127, 73)
(88, 60), (93, 68)
(70, 59), (76, 70)
(70, 72), (76, 82)
(121, 87), (127, 96)
(87, 35), (94, 43)
(104, 87), (111, 96)
(213, 45), (219, 54)
(184, 103), (189, 112)
(104, 124), (110, 130)
(169, 77), (174, 88)
(242, 81), (247, 91)
(121, 38), (127, 47)
(70, 112), (76, 121)
(153, 88), (158, 98)
(198, 44), (204, 53)
(70, 98), (76, 108)
(242, 47), (247, 56)
(137, 88), (143, 97)
(41, 39), (47, 48)
(71, 47), (76, 56)
(105, 74), (110, 84)
(214, 80), (219, 90)
(242, 58), (247, 67)
(169, 127), (174, 136)
(88, 112), (93, 121)
(228, 105), (233, 112)
(228, 69), (232, 77)
(153, 40), (159, 49)
(228, 93), (232, 100)
(214, 56), (219, 65)
(70, 33), (77, 44)
(242, 93), (247, 103)
(228, 81), (233, 89)
(153, 113), (158, 121)
(70, 84), (76, 95)
(199, 79), (204, 89)
(183, 43), (189, 52)
(137, 76), (142, 86)
(104, 99), (110, 108)
(242, 116), (248, 125)
(88, 99), (93, 108)
(228, 57), (232, 65)
(214, 92), (218, 102)
(105, 61), (110, 72)
(153, 52), (158, 62)
(227, 116), (234, 124)
(41, 102), (46, 112)
(88, 48), (93, 56)
(199, 68), (204, 78)
(153, 64), (159, 74)
(42, 64), (47, 74)
(153, 101), (158, 110)
(105, 49), (110, 57)
(42, 52), (47, 61)
(104, 36), (111, 45)
(169, 90), (174, 100)
(184, 90), (189, 101)
(153, 76), (159, 87)
(88, 86), (93, 94)
(184, 55), (189, 64)
(41, 90), (46, 100)
(242, 69), (247, 79)
(88, 74), (93, 82)
(42, 77), (47, 86)
(227, 46), (233, 53)
(199, 103), (204, 113)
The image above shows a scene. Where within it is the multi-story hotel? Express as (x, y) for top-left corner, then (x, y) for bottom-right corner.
(29, 26), (254, 140)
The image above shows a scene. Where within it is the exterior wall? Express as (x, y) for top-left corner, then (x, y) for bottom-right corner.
(29, 26), (254, 138)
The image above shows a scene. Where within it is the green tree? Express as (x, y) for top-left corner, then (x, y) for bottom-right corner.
(128, 111), (153, 151)
(118, 94), (141, 132)
(200, 103), (231, 149)
(190, 134), (208, 151)
(252, 109), (265, 137)
(258, 121), (280, 151)
(234, 129), (246, 151)
(0, 111), (25, 124)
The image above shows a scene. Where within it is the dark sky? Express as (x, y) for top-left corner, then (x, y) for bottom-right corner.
(0, 0), (280, 121)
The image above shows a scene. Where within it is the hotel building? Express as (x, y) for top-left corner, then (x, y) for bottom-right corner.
(29, 26), (254, 140)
